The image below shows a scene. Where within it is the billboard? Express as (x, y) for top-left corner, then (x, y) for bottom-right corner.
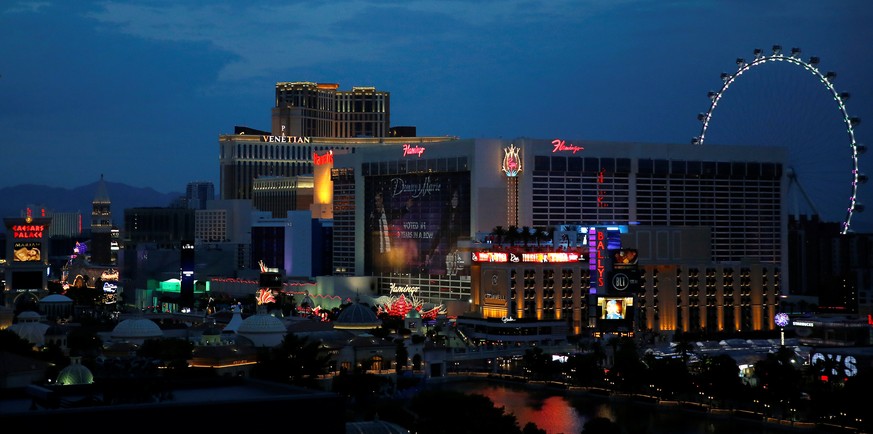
(597, 296), (634, 320)
(13, 242), (41, 262)
(365, 172), (470, 275)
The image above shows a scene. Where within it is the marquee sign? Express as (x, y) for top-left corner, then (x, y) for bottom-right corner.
(472, 251), (586, 263)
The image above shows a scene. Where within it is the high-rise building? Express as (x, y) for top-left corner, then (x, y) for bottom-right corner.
(90, 175), (113, 265)
(271, 82), (390, 138)
(252, 176), (313, 218)
(186, 181), (215, 210)
(219, 82), (434, 201)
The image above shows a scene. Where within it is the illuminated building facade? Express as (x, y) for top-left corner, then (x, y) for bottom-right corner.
(271, 82), (390, 138)
(252, 175), (314, 218)
(327, 137), (786, 336)
(90, 175), (113, 265)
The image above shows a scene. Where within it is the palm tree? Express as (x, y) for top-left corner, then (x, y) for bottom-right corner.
(506, 225), (519, 246)
(492, 225), (506, 245)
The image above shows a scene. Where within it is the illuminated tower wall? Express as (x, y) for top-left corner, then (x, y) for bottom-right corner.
(91, 175), (113, 265)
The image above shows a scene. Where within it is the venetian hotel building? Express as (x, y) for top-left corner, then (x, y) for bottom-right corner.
(329, 138), (786, 336)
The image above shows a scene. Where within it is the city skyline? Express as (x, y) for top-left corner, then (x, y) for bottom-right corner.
(2, 0), (872, 230)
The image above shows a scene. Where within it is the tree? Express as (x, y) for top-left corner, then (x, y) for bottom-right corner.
(697, 354), (743, 405)
(581, 417), (621, 434)
(138, 338), (194, 371)
(608, 337), (646, 392)
(672, 332), (696, 365)
(410, 389), (525, 434)
(254, 333), (331, 388)
(0, 329), (36, 355)
(506, 225), (519, 246)
(395, 340), (409, 373)
(522, 422), (546, 434)
(492, 226), (506, 245)
(753, 346), (802, 416)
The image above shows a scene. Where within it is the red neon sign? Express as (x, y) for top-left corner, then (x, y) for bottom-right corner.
(595, 230), (607, 288)
(312, 150), (334, 166)
(597, 168), (608, 208)
(552, 139), (584, 154)
(402, 143), (425, 157)
(12, 225), (44, 239)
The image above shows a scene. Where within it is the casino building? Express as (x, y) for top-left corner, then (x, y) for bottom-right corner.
(326, 137), (786, 337)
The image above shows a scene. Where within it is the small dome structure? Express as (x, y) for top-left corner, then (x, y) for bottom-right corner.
(237, 313), (286, 347)
(40, 294), (75, 320)
(8, 311), (50, 347)
(56, 357), (94, 385)
(334, 302), (381, 331)
(111, 318), (163, 341)
(41, 294), (74, 303)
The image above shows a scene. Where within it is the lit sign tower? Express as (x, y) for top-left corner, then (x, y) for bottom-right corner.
(180, 240), (195, 310)
(4, 214), (52, 305)
(502, 144), (522, 227)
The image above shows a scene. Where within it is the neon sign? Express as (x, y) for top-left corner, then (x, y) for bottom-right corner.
(313, 150), (334, 166)
(597, 168), (608, 208)
(389, 283), (419, 294)
(402, 143), (425, 157)
(812, 352), (858, 377)
(520, 252), (585, 263)
(472, 251), (585, 263)
(502, 144), (522, 177)
(552, 138), (584, 154)
(12, 225), (44, 239)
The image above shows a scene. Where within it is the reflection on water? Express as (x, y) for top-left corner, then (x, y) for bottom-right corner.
(435, 379), (787, 434)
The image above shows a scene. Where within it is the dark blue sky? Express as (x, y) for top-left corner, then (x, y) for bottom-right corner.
(2, 0), (871, 230)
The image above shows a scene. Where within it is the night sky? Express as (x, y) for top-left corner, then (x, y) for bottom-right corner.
(2, 1), (871, 231)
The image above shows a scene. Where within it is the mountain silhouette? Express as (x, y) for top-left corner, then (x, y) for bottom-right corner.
(0, 181), (183, 232)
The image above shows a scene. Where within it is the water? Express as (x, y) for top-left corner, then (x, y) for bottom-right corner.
(433, 379), (795, 434)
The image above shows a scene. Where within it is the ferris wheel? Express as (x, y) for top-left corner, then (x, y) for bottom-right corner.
(692, 45), (867, 234)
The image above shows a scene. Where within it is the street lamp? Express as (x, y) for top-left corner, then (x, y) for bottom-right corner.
(775, 312), (789, 346)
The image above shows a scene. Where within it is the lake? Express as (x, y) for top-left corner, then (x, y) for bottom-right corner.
(431, 378), (799, 434)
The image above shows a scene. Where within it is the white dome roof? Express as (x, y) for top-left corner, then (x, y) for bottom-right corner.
(8, 321), (50, 346)
(237, 313), (286, 347)
(238, 313), (286, 334)
(17, 311), (41, 321)
(334, 303), (381, 330)
(41, 294), (73, 303)
(111, 318), (164, 339)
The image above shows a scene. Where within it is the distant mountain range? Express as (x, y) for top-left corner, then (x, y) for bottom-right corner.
(0, 182), (183, 232)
